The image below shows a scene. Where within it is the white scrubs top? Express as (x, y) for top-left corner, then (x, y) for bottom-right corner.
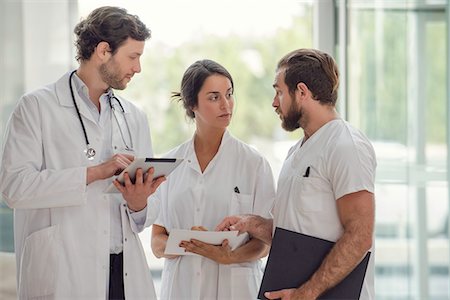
(272, 119), (376, 300)
(154, 130), (276, 300)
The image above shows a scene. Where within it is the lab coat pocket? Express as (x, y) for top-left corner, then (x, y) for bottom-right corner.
(229, 193), (253, 215)
(19, 225), (60, 299)
(230, 267), (261, 300)
(295, 177), (330, 213)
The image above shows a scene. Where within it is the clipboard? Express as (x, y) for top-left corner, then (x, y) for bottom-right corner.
(104, 158), (184, 193)
(258, 227), (371, 300)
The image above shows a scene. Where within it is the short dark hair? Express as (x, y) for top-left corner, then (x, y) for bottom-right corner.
(74, 6), (151, 61)
(277, 48), (339, 106)
(172, 59), (234, 119)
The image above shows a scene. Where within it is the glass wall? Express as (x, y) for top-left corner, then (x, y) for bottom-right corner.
(0, 0), (77, 253)
(337, 0), (449, 299)
(1, 1), (449, 299)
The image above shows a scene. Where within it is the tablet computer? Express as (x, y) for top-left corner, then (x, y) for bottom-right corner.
(104, 157), (184, 193)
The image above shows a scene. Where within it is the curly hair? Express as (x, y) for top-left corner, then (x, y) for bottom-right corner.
(74, 6), (151, 62)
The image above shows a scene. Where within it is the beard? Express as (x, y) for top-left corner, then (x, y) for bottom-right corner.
(99, 58), (127, 90)
(280, 97), (303, 132)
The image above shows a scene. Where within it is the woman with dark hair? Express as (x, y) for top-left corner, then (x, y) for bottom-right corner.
(151, 59), (276, 299)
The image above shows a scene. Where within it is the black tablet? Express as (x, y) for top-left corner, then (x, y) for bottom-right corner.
(105, 158), (184, 193)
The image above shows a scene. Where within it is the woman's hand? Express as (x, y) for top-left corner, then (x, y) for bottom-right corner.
(179, 238), (233, 264)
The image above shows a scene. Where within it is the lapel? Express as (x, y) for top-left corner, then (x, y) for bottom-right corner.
(55, 71), (97, 125)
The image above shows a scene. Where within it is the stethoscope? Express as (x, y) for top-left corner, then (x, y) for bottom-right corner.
(69, 70), (134, 160)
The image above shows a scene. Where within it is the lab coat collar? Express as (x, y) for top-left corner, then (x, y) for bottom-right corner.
(185, 130), (232, 174)
(56, 71), (130, 123)
(55, 71), (97, 124)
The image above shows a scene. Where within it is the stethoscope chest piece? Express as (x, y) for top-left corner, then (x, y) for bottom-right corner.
(69, 70), (133, 161)
(85, 147), (96, 160)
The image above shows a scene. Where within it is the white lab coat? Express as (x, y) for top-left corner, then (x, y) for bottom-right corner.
(0, 72), (157, 299)
(154, 131), (276, 300)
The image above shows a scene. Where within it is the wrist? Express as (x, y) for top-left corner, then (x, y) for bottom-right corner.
(224, 250), (235, 265)
(86, 166), (99, 185)
(300, 280), (323, 299)
(127, 203), (146, 212)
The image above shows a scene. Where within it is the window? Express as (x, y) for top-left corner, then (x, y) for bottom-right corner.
(337, 0), (449, 298)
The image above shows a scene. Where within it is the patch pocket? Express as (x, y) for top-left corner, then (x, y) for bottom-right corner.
(294, 176), (330, 213)
(229, 193), (253, 215)
(19, 225), (60, 298)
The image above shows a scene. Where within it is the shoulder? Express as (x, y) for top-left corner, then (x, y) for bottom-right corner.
(329, 120), (373, 151)
(15, 82), (58, 112)
(162, 138), (192, 157)
(117, 96), (148, 119)
(117, 96), (144, 112)
(227, 133), (269, 165)
(326, 120), (376, 166)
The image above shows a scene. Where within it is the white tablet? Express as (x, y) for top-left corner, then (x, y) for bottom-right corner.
(104, 158), (184, 193)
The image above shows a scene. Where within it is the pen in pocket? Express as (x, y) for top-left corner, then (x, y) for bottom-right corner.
(303, 166), (310, 178)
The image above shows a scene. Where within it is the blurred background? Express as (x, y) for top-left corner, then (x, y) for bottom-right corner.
(0, 0), (448, 299)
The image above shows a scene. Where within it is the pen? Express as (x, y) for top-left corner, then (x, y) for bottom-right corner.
(234, 186), (240, 193)
(303, 166), (310, 178)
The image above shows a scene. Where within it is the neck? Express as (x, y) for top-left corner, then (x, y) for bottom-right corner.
(76, 64), (109, 110)
(194, 127), (226, 155)
(193, 126), (226, 173)
(303, 107), (338, 141)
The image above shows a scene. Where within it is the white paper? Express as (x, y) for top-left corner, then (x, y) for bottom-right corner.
(164, 229), (249, 256)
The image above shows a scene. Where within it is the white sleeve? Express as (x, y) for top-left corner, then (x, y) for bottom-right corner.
(252, 157), (276, 218)
(149, 185), (165, 228)
(327, 135), (376, 200)
(124, 106), (155, 228)
(0, 95), (87, 209)
(128, 206), (148, 233)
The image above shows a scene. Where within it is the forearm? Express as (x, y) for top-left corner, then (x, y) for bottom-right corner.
(226, 238), (270, 264)
(151, 233), (169, 258)
(247, 216), (273, 245)
(86, 165), (104, 185)
(151, 225), (178, 259)
(300, 226), (372, 297)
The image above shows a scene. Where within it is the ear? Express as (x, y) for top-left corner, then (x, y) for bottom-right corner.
(295, 82), (309, 101)
(94, 41), (112, 62)
(295, 82), (309, 102)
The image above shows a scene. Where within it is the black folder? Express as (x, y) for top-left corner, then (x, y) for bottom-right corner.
(258, 227), (371, 300)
